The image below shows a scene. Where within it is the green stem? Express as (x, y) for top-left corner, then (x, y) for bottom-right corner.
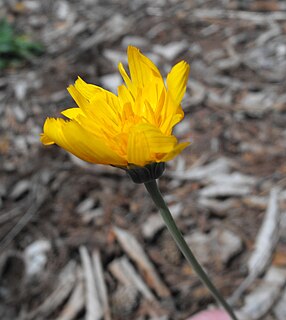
(144, 179), (238, 320)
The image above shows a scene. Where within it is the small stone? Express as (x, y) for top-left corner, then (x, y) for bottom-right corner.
(111, 286), (140, 316)
(122, 36), (149, 49)
(187, 79), (206, 107)
(100, 74), (122, 93)
(205, 49), (225, 63)
(214, 57), (240, 71)
(9, 180), (30, 200)
(186, 228), (243, 265)
(201, 24), (220, 37)
(23, 0), (41, 11)
(55, 1), (70, 20)
(207, 90), (232, 108)
(153, 41), (189, 60)
(14, 81), (28, 101)
(81, 208), (104, 224)
(103, 49), (127, 68)
(238, 91), (275, 117)
(159, 231), (181, 265)
(76, 198), (95, 214)
(14, 136), (28, 153)
(13, 105), (27, 123)
(24, 240), (51, 277)
(189, 43), (202, 57)
(173, 117), (191, 137)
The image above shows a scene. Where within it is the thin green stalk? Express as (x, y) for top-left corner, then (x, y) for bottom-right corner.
(144, 179), (238, 320)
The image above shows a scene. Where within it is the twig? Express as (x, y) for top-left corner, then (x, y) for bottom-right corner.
(0, 182), (47, 251)
(114, 226), (170, 298)
(190, 9), (286, 23)
(229, 188), (280, 305)
(25, 261), (77, 320)
(92, 250), (111, 320)
(109, 256), (156, 302)
(80, 246), (103, 320)
(56, 272), (85, 320)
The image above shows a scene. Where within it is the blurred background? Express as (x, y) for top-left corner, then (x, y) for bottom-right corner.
(1, 0), (286, 319)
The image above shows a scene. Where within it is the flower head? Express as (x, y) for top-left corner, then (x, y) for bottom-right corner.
(41, 46), (190, 168)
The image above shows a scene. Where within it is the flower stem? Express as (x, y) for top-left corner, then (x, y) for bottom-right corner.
(144, 179), (238, 320)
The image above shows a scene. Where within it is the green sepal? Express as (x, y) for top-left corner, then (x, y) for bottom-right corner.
(124, 162), (165, 184)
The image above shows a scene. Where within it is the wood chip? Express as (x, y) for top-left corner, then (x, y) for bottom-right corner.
(92, 250), (111, 320)
(248, 188), (280, 274)
(169, 158), (233, 181)
(142, 203), (182, 239)
(190, 9), (286, 23)
(109, 256), (156, 302)
(273, 285), (286, 320)
(185, 228), (242, 265)
(255, 21), (281, 46)
(236, 267), (286, 320)
(153, 40), (188, 60)
(186, 80), (206, 107)
(79, 246), (103, 320)
(9, 179), (30, 200)
(237, 91), (276, 117)
(229, 188), (280, 305)
(80, 14), (131, 51)
(206, 173), (256, 186)
(113, 227), (170, 298)
(199, 184), (251, 198)
(56, 275), (85, 320)
(25, 261), (77, 320)
(24, 239), (51, 277)
(199, 172), (256, 198)
(198, 197), (238, 216)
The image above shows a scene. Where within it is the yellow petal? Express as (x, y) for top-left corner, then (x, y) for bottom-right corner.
(41, 118), (126, 166)
(158, 61), (189, 134)
(75, 113), (119, 140)
(69, 79), (122, 126)
(167, 61), (190, 107)
(141, 124), (177, 154)
(74, 77), (102, 100)
(140, 81), (165, 125)
(40, 132), (54, 145)
(61, 108), (84, 119)
(67, 85), (89, 111)
(118, 46), (163, 97)
(118, 84), (134, 107)
(161, 142), (190, 162)
(127, 123), (177, 166)
(41, 118), (65, 146)
(118, 62), (135, 96)
(75, 77), (122, 114)
(67, 86), (120, 132)
(127, 127), (151, 166)
(90, 94), (120, 123)
(127, 46), (162, 88)
(160, 113), (183, 135)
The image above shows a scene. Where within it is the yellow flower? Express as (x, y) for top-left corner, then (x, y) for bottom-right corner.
(41, 46), (190, 167)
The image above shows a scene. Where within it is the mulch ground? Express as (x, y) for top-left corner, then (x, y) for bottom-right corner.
(1, 1), (286, 319)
